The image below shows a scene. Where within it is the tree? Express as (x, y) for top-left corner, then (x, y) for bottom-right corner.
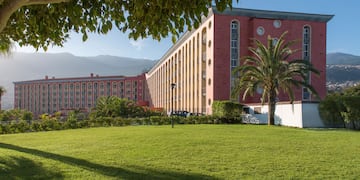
(342, 84), (360, 96)
(0, 86), (6, 111)
(232, 32), (320, 125)
(95, 96), (121, 117)
(0, 0), (235, 51)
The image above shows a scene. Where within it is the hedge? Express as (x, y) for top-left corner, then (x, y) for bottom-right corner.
(212, 100), (243, 118)
(0, 115), (244, 135)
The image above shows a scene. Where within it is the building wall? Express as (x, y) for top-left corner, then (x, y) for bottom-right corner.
(212, 13), (328, 104)
(14, 74), (146, 116)
(146, 16), (215, 114)
(247, 102), (326, 128)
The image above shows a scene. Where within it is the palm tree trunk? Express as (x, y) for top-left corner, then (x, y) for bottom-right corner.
(0, 96), (2, 111)
(267, 92), (276, 125)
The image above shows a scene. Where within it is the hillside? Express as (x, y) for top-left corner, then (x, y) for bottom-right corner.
(327, 53), (360, 65)
(0, 52), (156, 110)
(326, 52), (360, 91)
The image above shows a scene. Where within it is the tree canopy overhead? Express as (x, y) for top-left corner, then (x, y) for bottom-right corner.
(0, 0), (235, 51)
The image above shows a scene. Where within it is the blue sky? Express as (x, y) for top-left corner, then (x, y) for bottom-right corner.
(16, 0), (360, 60)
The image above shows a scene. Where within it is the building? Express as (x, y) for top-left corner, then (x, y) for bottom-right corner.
(14, 73), (147, 116)
(145, 8), (333, 127)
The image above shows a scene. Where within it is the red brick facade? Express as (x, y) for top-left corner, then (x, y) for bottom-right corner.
(14, 74), (146, 116)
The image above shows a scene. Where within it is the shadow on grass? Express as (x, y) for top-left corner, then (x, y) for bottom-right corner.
(0, 143), (216, 179)
(0, 156), (64, 179)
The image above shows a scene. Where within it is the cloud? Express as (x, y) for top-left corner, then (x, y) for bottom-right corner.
(129, 39), (145, 51)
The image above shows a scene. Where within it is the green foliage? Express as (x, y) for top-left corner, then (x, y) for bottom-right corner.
(319, 95), (360, 130)
(40, 118), (62, 131)
(0, 0), (236, 51)
(318, 94), (345, 127)
(340, 96), (360, 130)
(9, 120), (30, 133)
(93, 96), (159, 118)
(64, 111), (78, 129)
(342, 84), (360, 96)
(0, 109), (33, 121)
(0, 113), (247, 135)
(30, 122), (42, 132)
(21, 111), (33, 121)
(212, 100), (243, 118)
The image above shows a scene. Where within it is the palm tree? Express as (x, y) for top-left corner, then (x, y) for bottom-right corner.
(0, 86), (6, 111)
(232, 32), (319, 125)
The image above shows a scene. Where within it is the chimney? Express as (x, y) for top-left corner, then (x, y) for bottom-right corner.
(45, 75), (48, 80)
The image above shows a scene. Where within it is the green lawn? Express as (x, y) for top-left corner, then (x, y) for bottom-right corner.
(0, 125), (359, 179)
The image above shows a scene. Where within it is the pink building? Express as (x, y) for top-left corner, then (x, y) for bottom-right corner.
(14, 74), (147, 116)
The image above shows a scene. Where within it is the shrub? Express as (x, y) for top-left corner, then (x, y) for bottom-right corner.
(30, 121), (42, 132)
(318, 94), (345, 127)
(0, 124), (10, 134)
(40, 118), (62, 131)
(319, 95), (360, 130)
(212, 101), (243, 118)
(11, 120), (30, 133)
(340, 96), (360, 130)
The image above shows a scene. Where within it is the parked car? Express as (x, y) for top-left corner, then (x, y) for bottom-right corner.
(169, 110), (190, 117)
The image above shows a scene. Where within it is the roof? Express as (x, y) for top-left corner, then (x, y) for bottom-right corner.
(212, 7), (334, 22)
(13, 74), (144, 85)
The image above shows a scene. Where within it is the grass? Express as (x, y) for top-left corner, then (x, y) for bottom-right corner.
(0, 125), (359, 179)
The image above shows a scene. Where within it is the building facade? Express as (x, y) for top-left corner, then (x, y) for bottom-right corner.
(14, 73), (147, 116)
(145, 8), (333, 127)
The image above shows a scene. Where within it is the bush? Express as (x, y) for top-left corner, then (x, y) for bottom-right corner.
(10, 120), (30, 133)
(318, 94), (345, 127)
(212, 101), (243, 118)
(30, 121), (42, 132)
(40, 119), (62, 131)
(340, 96), (360, 130)
(0, 124), (10, 134)
(319, 95), (360, 130)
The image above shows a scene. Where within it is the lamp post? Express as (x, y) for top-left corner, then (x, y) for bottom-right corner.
(171, 83), (176, 128)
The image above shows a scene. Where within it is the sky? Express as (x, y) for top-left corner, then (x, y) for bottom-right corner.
(15, 0), (360, 60)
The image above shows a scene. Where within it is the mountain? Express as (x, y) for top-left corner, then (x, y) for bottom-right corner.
(327, 52), (360, 65)
(0, 52), (156, 110)
(326, 52), (360, 91)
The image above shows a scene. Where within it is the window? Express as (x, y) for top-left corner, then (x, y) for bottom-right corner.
(254, 107), (262, 114)
(302, 26), (311, 100)
(256, 26), (265, 36)
(230, 21), (239, 90)
(272, 38), (278, 46)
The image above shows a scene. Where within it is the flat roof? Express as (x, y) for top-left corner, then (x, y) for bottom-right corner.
(213, 7), (333, 22)
(13, 75), (143, 85)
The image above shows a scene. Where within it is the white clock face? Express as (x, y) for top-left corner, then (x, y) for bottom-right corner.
(256, 26), (265, 36)
(273, 20), (281, 28)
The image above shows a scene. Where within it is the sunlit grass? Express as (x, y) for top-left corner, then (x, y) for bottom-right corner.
(0, 125), (359, 179)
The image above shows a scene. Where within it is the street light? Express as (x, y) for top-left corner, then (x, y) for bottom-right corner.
(171, 83), (176, 128)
